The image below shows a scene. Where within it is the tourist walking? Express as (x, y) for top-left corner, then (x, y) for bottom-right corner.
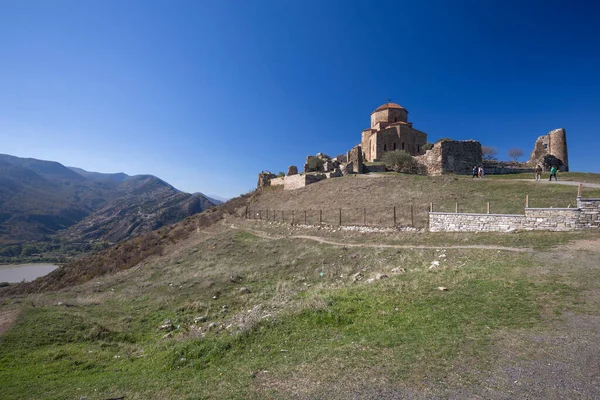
(478, 165), (485, 179)
(549, 166), (558, 181)
(535, 164), (542, 182)
(472, 165), (478, 178)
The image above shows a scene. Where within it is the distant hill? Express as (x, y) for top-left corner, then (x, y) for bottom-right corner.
(0, 154), (218, 245)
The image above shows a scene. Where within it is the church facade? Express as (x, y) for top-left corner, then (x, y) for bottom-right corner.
(361, 102), (428, 162)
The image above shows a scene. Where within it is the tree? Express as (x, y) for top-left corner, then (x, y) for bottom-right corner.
(277, 172), (285, 177)
(508, 148), (524, 162)
(381, 150), (419, 173)
(422, 142), (434, 151)
(543, 154), (563, 170)
(307, 157), (324, 171)
(482, 146), (498, 161)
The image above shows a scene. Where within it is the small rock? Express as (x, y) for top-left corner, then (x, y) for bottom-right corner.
(365, 278), (375, 283)
(376, 273), (388, 280)
(212, 296), (218, 300)
(239, 287), (251, 294)
(222, 305), (228, 309)
(207, 322), (217, 329)
(391, 267), (406, 274)
(438, 287), (448, 291)
(57, 301), (63, 306)
(352, 272), (363, 282)
(194, 316), (207, 323)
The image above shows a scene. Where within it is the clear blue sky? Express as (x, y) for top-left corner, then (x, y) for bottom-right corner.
(1, 0), (599, 198)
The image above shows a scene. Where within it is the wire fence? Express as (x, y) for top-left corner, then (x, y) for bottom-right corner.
(245, 205), (430, 229)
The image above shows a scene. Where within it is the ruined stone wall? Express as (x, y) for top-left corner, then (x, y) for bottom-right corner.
(416, 140), (482, 175)
(347, 145), (364, 173)
(363, 164), (386, 173)
(482, 161), (535, 175)
(270, 177), (285, 186)
(257, 172), (276, 189)
(283, 173), (327, 190)
(529, 128), (569, 172)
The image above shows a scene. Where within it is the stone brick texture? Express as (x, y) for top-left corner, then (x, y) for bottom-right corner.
(429, 198), (600, 232)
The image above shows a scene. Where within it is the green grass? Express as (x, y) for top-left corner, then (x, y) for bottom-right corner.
(486, 171), (600, 185)
(0, 228), (593, 399)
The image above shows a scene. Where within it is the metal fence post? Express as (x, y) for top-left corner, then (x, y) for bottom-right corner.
(319, 209), (322, 224)
(339, 208), (342, 226)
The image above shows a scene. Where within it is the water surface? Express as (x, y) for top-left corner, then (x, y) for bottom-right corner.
(0, 263), (59, 283)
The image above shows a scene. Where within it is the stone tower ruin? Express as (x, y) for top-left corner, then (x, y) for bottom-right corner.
(529, 128), (569, 171)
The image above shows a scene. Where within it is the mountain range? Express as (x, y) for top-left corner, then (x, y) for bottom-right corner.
(0, 154), (218, 245)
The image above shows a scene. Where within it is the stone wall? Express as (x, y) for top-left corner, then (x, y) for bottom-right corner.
(483, 161), (535, 175)
(578, 198), (600, 228)
(282, 173), (327, 190)
(429, 198), (600, 232)
(364, 163), (387, 173)
(416, 140), (482, 175)
(347, 145), (364, 173)
(270, 177), (285, 186)
(529, 128), (569, 172)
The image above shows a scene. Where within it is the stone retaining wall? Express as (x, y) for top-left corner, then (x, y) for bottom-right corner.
(429, 198), (600, 232)
(578, 198), (600, 228)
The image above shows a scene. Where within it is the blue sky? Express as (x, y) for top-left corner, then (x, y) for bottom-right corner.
(1, 0), (599, 198)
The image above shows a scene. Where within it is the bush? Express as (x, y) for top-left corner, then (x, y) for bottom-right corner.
(381, 150), (421, 173)
(277, 172), (285, 178)
(422, 142), (434, 151)
(307, 157), (324, 171)
(543, 155), (563, 169)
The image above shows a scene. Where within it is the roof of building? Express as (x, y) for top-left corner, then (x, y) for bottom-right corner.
(372, 102), (406, 113)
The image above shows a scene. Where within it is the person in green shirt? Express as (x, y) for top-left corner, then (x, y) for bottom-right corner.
(549, 166), (558, 181)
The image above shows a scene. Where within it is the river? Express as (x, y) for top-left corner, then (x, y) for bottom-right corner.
(0, 263), (59, 283)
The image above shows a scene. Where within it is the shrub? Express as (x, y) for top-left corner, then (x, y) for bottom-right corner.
(307, 157), (324, 171)
(543, 154), (563, 169)
(277, 172), (285, 178)
(422, 142), (434, 151)
(381, 150), (421, 173)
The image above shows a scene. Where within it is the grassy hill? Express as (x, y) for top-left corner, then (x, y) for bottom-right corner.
(1, 174), (600, 399)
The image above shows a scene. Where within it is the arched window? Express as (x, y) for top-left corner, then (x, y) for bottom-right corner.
(383, 144), (387, 151)
(402, 142), (405, 150)
(417, 145), (420, 153)
(393, 143), (397, 150)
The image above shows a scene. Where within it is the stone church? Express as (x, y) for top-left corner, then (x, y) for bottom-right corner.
(361, 102), (428, 162)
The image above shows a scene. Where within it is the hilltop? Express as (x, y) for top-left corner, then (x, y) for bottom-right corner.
(1, 173), (600, 399)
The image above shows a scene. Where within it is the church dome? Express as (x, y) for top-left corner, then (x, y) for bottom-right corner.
(372, 102), (406, 113)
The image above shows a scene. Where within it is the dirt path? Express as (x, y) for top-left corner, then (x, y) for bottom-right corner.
(516, 179), (600, 188)
(230, 224), (532, 252)
(0, 308), (19, 335)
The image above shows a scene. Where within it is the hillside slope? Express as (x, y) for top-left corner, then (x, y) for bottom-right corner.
(0, 154), (218, 246)
(1, 180), (600, 398)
